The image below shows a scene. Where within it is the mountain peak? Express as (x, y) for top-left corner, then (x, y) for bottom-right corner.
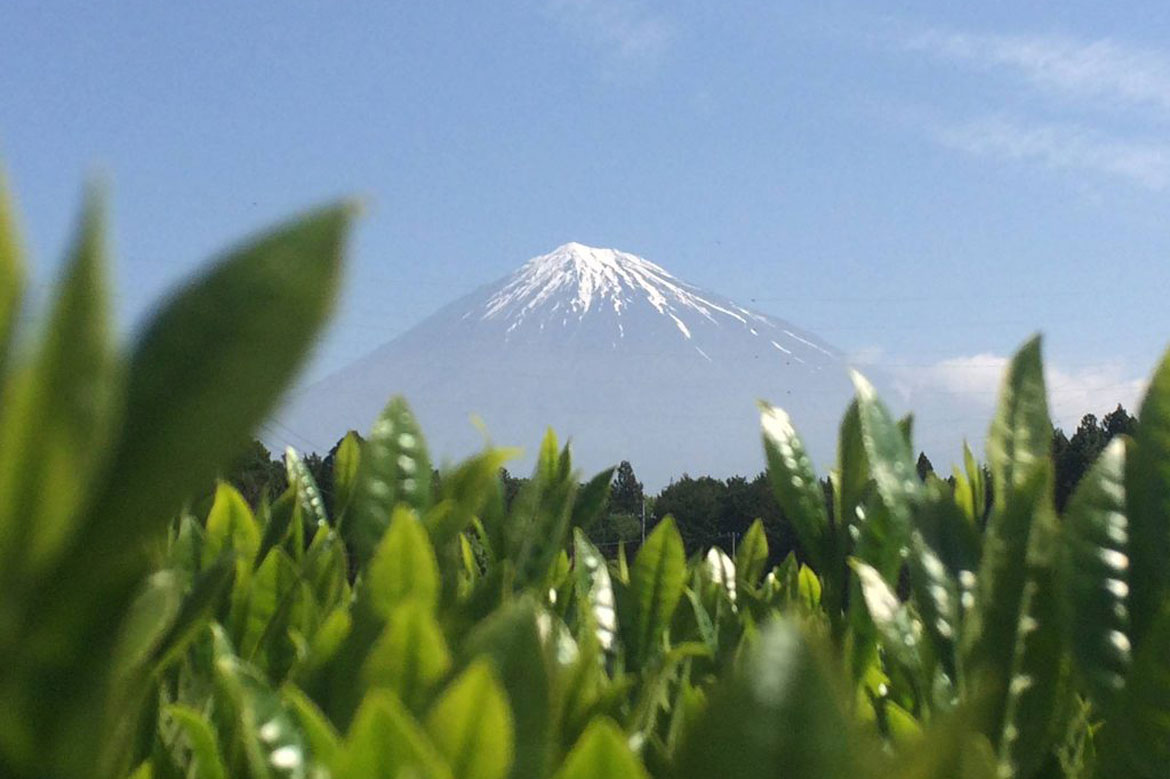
(527, 242), (674, 280)
(483, 242), (686, 322)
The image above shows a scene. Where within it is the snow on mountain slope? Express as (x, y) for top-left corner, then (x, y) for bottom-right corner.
(278, 243), (856, 488)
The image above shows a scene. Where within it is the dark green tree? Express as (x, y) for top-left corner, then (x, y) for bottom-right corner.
(654, 475), (727, 553)
(610, 460), (644, 516)
(1102, 403), (1137, 438)
(1052, 406), (1135, 510)
(915, 452), (935, 481)
(222, 439), (286, 507)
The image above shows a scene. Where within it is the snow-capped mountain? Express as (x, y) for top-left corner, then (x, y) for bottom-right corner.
(279, 243), (857, 487)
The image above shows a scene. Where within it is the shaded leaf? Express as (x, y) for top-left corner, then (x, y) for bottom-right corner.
(165, 704), (227, 779)
(1127, 347), (1170, 645)
(674, 620), (861, 779)
(462, 600), (551, 779)
(1063, 438), (1131, 711)
(0, 165), (24, 372)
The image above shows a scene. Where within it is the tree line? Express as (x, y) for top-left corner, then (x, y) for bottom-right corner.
(224, 403), (1136, 569)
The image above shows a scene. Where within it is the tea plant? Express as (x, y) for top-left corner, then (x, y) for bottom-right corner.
(0, 173), (1167, 778)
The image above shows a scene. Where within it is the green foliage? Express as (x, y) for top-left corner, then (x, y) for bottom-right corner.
(2, 173), (1170, 778)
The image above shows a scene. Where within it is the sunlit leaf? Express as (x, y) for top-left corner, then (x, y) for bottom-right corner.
(573, 529), (618, 656)
(202, 483), (261, 570)
(760, 402), (829, 571)
(337, 689), (451, 779)
(364, 505), (440, 617)
(628, 517), (686, 666)
(344, 396), (432, 567)
(553, 718), (647, 779)
(986, 335), (1051, 508)
(0, 186), (118, 575)
(735, 519), (769, 590)
(425, 661), (514, 779)
(362, 602), (451, 712)
(330, 430), (363, 523)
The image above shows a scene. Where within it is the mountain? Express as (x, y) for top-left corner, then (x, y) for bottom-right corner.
(279, 242), (857, 488)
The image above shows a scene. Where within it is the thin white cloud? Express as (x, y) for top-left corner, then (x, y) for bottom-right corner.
(934, 116), (1170, 190)
(904, 30), (1170, 115)
(544, 0), (674, 73)
(888, 352), (1146, 434)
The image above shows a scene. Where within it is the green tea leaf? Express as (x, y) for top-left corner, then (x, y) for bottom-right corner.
(338, 690), (451, 779)
(0, 165), (24, 375)
(0, 186), (118, 576)
(986, 335), (1051, 508)
(963, 439), (1067, 775)
(281, 685), (341, 769)
(907, 530), (962, 681)
(362, 602), (452, 712)
(113, 571), (184, 679)
(165, 704), (227, 779)
(629, 517), (686, 665)
(285, 447), (328, 529)
(994, 536), (1067, 779)
(573, 529), (618, 656)
(86, 203), (350, 551)
(330, 430), (363, 523)
(508, 438), (579, 590)
(571, 466), (615, 533)
(851, 370), (918, 549)
(344, 396), (432, 567)
(706, 547), (737, 607)
(364, 505), (440, 617)
(760, 402), (829, 571)
(735, 518), (769, 590)
(1063, 437), (1131, 711)
(240, 547), (302, 665)
(212, 626), (310, 779)
(462, 600), (552, 779)
(836, 399), (870, 529)
(1127, 346), (1170, 645)
(851, 560), (923, 674)
(674, 620), (861, 779)
(425, 661), (514, 779)
(553, 718), (647, 779)
(962, 463), (1054, 741)
(151, 551), (236, 670)
(1097, 602), (1170, 778)
(202, 483), (261, 570)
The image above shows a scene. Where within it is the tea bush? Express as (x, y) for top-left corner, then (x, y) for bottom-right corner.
(1, 176), (1168, 778)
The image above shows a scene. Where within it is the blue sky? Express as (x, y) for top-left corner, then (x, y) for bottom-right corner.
(3, 1), (1169, 456)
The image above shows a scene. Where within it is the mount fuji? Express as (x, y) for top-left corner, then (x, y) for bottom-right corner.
(280, 243), (858, 487)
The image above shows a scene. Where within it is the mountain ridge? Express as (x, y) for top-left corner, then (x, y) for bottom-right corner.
(278, 242), (855, 488)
